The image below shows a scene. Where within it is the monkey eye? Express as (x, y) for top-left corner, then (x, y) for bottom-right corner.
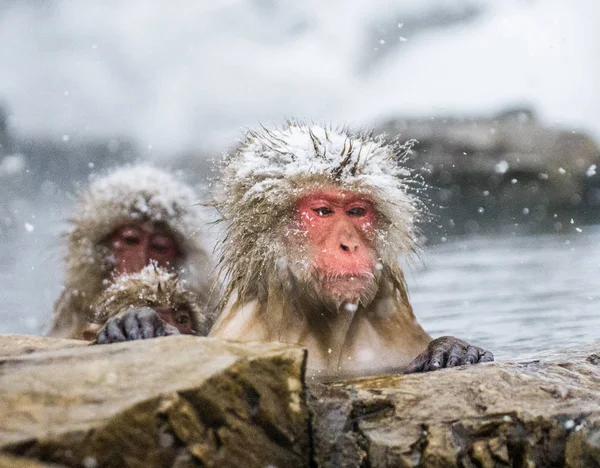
(123, 234), (141, 245)
(175, 312), (190, 325)
(150, 243), (168, 253)
(347, 207), (366, 217)
(151, 235), (176, 254)
(312, 207), (333, 216)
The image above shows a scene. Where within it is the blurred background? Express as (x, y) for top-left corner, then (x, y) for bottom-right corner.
(0, 0), (598, 358)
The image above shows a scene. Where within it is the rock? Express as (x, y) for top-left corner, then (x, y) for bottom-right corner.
(0, 453), (67, 468)
(0, 334), (87, 358)
(377, 108), (600, 238)
(0, 335), (309, 468)
(4, 334), (599, 467)
(309, 341), (600, 468)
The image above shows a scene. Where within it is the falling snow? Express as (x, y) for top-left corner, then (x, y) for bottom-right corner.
(494, 161), (509, 174)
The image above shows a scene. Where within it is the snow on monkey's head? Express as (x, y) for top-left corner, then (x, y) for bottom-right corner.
(215, 122), (426, 311)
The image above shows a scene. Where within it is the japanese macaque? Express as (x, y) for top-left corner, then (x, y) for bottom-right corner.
(90, 264), (212, 343)
(46, 164), (212, 340)
(208, 122), (493, 378)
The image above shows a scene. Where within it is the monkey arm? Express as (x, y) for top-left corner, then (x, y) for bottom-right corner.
(405, 336), (494, 374)
(95, 307), (180, 345)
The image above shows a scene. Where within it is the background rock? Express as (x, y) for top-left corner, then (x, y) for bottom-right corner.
(310, 341), (600, 468)
(378, 109), (600, 239)
(0, 335), (309, 468)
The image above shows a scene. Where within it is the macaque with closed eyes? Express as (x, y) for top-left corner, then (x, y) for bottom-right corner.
(46, 164), (211, 340)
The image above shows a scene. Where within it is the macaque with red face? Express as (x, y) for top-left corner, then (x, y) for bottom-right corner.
(208, 123), (493, 378)
(47, 164), (211, 340)
(110, 224), (180, 275)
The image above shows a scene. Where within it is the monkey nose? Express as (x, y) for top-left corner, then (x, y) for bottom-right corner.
(340, 242), (359, 253)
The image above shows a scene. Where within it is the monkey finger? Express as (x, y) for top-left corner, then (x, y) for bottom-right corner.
(463, 346), (480, 365)
(447, 343), (466, 367)
(429, 348), (447, 370)
(106, 319), (127, 343)
(162, 324), (180, 337)
(123, 311), (142, 341)
(479, 350), (494, 363)
(405, 352), (428, 374)
(96, 328), (109, 345)
(135, 308), (161, 339)
(139, 317), (159, 339)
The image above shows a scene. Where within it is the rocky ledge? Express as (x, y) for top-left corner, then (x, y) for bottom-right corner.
(309, 343), (600, 467)
(0, 335), (599, 468)
(0, 335), (309, 468)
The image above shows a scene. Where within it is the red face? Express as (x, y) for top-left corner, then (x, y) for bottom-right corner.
(157, 307), (194, 335)
(295, 189), (378, 304)
(110, 224), (179, 275)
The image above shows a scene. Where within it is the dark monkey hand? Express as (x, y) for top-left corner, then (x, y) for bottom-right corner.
(95, 307), (179, 344)
(405, 336), (494, 374)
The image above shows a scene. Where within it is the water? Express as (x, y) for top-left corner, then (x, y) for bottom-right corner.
(1, 200), (599, 360)
(408, 227), (600, 360)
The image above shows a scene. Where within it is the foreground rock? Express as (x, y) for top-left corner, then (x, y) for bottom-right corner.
(2, 335), (599, 467)
(0, 334), (87, 358)
(309, 342), (600, 467)
(0, 335), (309, 468)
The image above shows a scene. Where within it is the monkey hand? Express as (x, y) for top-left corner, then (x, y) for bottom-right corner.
(95, 307), (180, 344)
(405, 336), (494, 373)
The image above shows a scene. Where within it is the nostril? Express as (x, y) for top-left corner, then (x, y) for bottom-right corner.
(340, 244), (350, 252)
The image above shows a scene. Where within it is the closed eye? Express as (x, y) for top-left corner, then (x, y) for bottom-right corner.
(150, 243), (168, 253)
(123, 235), (141, 245)
(151, 235), (176, 253)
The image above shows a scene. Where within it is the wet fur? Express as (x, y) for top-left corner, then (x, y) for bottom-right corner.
(90, 264), (213, 336)
(47, 164), (212, 339)
(210, 122), (431, 377)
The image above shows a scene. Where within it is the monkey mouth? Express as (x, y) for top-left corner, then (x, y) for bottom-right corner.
(319, 273), (376, 303)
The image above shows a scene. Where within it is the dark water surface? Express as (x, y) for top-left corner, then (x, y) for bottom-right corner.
(408, 227), (600, 360)
(1, 200), (598, 360)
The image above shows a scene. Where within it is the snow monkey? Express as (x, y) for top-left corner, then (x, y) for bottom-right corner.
(208, 122), (494, 378)
(91, 264), (213, 343)
(46, 164), (212, 340)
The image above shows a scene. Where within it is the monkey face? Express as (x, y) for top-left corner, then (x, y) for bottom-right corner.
(110, 223), (180, 275)
(156, 307), (195, 335)
(291, 188), (380, 310)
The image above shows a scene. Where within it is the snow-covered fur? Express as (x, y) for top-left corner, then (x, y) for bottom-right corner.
(91, 264), (213, 336)
(48, 163), (211, 339)
(214, 122), (424, 304)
